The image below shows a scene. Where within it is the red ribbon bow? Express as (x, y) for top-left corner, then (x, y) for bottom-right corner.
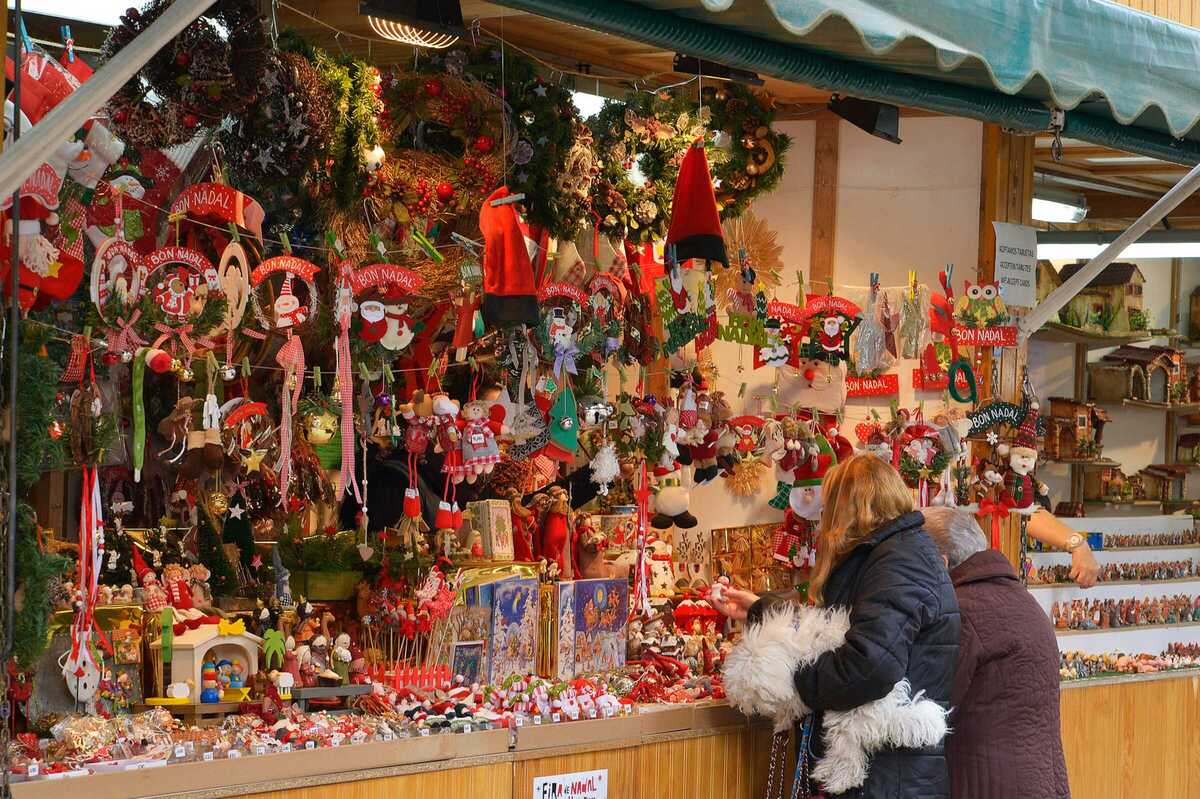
(108, 310), (146, 355)
(152, 322), (213, 355)
(976, 497), (1014, 550)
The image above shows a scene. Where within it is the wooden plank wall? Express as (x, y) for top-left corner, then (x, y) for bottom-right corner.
(1112, 0), (1200, 26)
(1060, 676), (1199, 799)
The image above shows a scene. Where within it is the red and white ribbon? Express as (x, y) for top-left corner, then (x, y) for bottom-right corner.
(152, 322), (213, 356)
(335, 275), (359, 500)
(275, 334), (305, 506)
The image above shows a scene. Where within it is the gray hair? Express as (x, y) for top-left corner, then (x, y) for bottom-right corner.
(922, 507), (987, 569)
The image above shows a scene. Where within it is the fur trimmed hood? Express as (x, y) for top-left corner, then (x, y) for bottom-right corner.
(724, 602), (949, 795)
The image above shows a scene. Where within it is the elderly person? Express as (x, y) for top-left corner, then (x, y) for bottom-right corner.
(922, 506), (1069, 799)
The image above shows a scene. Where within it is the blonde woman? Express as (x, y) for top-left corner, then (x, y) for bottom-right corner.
(717, 455), (960, 799)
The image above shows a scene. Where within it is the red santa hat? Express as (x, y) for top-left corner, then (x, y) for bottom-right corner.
(1013, 403), (1040, 451)
(479, 186), (538, 326)
(131, 547), (155, 585)
(665, 143), (728, 268)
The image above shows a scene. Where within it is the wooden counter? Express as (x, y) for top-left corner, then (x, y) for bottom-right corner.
(14, 677), (1200, 799)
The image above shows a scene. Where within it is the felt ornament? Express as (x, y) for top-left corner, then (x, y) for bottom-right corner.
(999, 401), (1050, 515)
(543, 386), (579, 464)
(479, 186), (539, 326)
(666, 143), (728, 267)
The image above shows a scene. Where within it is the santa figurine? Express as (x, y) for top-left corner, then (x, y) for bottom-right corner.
(787, 429), (836, 523)
(357, 299), (387, 344)
(816, 314), (846, 358)
(999, 403), (1050, 514)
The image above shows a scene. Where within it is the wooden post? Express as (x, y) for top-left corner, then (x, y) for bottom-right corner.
(809, 114), (839, 286)
(1166, 258), (1182, 466)
(977, 124), (1034, 563)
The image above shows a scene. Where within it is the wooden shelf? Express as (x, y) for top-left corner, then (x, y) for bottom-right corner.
(1030, 576), (1200, 589)
(1032, 323), (1151, 348)
(1044, 458), (1121, 468)
(1083, 499), (1164, 507)
(1056, 620), (1200, 636)
(1122, 399), (1200, 412)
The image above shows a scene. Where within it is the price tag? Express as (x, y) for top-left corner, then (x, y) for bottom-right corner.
(382, 731), (394, 742)
(551, 713), (561, 723)
(419, 728), (431, 737)
(351, 731), (367, 744)
(202, 752), (214, 762)
(514, 716), (524, 727)
(282, 743), (292, 752)
(253, 745), (266, 756)
(305, 740), (316, 750)
(332, 734), (344, 747)
(462, 724), (472, 734)
(228, 750), (242, 760)
(26, 763), (39, 778)
(533, 715), (542, 725)
(173, 745), (186, 759)
(588, 708), (597, 719)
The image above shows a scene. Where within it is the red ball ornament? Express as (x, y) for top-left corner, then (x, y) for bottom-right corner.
(436, 182), (454, 202)
(472, 135), (495, 154)
(424, 79), (444, 98)
(175, 51), (190, 67)
(113, 109), (128, 124)
(183, 113), (200, 128)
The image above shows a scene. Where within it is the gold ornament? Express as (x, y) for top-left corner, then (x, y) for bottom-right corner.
(715, 88), (729, 101)
(745, 163), (759, 176)
(177, 367), (194, 382)
(208, 491), (229, 516)
(170, 358), (183, 373)
(304, 410), (338, 445)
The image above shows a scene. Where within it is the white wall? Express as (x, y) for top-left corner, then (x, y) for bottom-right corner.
(687, 116), (984, 528)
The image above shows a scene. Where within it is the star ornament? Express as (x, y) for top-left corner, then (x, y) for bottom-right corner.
(533, 84), (548, 97)
(227, 503), (245, 519)
(250, 554), (263, 569)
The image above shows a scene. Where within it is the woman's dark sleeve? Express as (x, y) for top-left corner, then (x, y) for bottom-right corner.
(793, 548), (942, 713)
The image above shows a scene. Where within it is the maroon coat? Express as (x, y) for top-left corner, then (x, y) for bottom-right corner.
(948, 550), (1070, 799)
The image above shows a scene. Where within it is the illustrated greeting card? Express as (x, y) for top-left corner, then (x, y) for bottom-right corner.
(487, 577), (539, 682)
(572, 578), (629, 676)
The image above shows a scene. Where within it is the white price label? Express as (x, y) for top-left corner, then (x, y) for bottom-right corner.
(382, 731), (394, 742)
(227, 750), (241, 759)
(253, 745), (266, 756)
(462, 724), (472, 734)
(533, 715), (542, 725)
(551, 713), (561, 723)
(588, 708), (597, 719)
(173, 745), (186, 759)
(26, 763), (39, 778)
(419, 728), (430, 737)
(202, 752), (214, 762)
(603, 707), (614, 718)
(305, 740), (316, 750)
(514, 716), (524, 727)
(282, 743), (292, 752)
(351, 732), (367, 744)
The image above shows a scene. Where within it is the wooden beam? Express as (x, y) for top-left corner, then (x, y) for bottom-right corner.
(1034, 145), (1131, 159)
(1084, 191), (1200, 219)
(1036, 160), (1174, 195)
(809, 115), (839, 285)
(1087, 162), (1190, 175)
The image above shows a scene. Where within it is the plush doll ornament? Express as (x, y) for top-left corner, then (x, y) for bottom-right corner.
(999, 403), (1050, 514)
(651, 470), (697, 530)
(459, 400), (508, 482)
(540, 487), (573, 578)
(724, 604), (949, 795)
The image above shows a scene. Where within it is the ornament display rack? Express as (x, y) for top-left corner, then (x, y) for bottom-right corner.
(1033, 261), (1192, 512)
(1027, 515), (1200, 668)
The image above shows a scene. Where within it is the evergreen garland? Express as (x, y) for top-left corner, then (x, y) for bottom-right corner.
(12, 505), (68, 667)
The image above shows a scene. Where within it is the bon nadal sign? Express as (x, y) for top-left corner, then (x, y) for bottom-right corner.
(967, 400), (1045, 437)
(846, 373), (900, 398)
(350, 262), (424, 295)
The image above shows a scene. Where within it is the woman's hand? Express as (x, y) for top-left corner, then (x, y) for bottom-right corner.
(712, 587), (760, 622)
(1070, 545), (1100, 588)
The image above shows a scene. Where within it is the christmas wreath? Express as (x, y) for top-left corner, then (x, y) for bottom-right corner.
(219, 51), (335, 197)
(898, 434), (951, 488)
(102, 0), (269, 149)
(412, 45), (595, 240)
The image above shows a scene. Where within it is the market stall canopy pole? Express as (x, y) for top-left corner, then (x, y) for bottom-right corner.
(1018, 160), (1200, 340)
(0, 0), (217, 201)
(489, 0), (1200, 165)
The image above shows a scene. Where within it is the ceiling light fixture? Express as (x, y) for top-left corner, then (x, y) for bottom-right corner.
(827, 95), (901, 144)
(361, 0), (463, 49)
(1033, 184), (1088, 224)
(1037, 229), (1200, 260)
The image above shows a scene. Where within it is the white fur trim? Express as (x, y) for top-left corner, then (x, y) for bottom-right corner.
(813, 680), (949, 794)
(723, 604), (850, 732)
(724, 603), (949, 793)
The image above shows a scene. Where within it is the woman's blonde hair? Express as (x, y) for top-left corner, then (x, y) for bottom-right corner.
(807, 454), (914, 605)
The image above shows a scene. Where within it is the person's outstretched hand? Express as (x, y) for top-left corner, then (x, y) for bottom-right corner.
(711, 586), (760, 622)
(1070, 545), (1100, 588)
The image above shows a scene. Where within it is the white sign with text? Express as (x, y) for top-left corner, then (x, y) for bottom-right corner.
(533, 768), (608, 799)
(992, 221), (1037, 308)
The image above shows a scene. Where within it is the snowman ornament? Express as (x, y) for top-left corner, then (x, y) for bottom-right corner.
(379, 303), (416, 351)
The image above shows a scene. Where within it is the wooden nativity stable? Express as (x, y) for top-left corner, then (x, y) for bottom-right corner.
(1043, 397), (1112, 461)
(1043, 261), (1147, 333)
(1088, 345), (1187, 406)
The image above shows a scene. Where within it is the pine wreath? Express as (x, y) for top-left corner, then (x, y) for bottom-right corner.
(102, 0), (269, 149)
(589, 99), (678, 243)
(898, 439), (951, 488)
(219, 51), (334, 197)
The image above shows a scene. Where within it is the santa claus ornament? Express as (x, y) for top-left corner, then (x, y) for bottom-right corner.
(350, 256), (425, 355)
(998, 401), (1049, 515)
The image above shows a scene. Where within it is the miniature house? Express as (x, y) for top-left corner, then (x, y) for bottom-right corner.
(1089, 345), (1185, 405)
(1057, 261), (1146, 332)
(150, 624), (263, 702)
(1179, 433), (1200, 464)
(1036, 260), (1062, 305)
(1043, 397), (1111, 460)
(1139, 465), (1189, 503)
(1082, 465), (1132, 502)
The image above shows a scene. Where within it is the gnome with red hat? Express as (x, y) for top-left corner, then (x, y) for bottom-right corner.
(131, 548), (168, 612)
(999, 402), (1049, 514)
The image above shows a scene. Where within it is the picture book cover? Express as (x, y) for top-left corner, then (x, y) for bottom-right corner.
(572, 578), (628, 675)
(451, 640), (485, 685)
(488, 577), (539, 682)
(555, 582), (577, 681)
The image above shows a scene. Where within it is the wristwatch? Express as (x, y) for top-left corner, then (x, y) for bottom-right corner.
(1065, 533), (1086, 552)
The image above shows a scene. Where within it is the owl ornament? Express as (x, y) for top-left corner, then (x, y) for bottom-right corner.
(953, 281), (1009, 329)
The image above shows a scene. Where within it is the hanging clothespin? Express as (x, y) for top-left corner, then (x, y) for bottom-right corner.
(227, 222), (240, 244)
(826, 277), (834, 296)
(60, 26), (75, 62)
(737, 382), (747, 399)
(489, 192), (525, 207)
(280, 232), (293, 256)
(358, 362), (372, 382)
(796, 273), (805, 309)
(907, 270), (917, 300)
(450, 232), (482, 257)
(411, 227), (442, 263)
(945, 263), (954, 286)
(241, 357), (251, 379)
(312, 366), (322, 389)
(869, 272), (879, 293)
(369, 233), (387, 260)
